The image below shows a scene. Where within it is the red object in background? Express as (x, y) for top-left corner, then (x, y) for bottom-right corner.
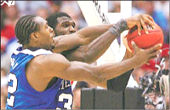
(71, 81), (73, 85)
(141, 59), (157, 71)
(161, 43), (169, 57)
(1, 25), (15, 52)
(141, 43), (169, 71)
(126, 23), (164, 53)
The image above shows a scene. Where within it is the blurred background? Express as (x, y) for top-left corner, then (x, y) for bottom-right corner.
(1, 1), (169, 109)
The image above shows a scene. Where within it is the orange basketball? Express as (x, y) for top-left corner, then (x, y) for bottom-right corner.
(125, 23), (164, 53)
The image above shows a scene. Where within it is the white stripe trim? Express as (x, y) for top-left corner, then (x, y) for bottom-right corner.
(13, 48), (53, 56)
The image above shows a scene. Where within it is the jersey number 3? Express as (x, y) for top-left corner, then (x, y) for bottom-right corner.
(7, 73), (18, 107)
(57, 93), (72, 109)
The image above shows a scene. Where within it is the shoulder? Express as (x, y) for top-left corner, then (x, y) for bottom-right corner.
(28, 52), (70, 77)
(11, 47), (53, 66)
(31, 53), (69, 66)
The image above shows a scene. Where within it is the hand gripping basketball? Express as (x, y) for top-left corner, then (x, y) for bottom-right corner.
(131, 41), (162, 67)
(124, 23), (164, 53)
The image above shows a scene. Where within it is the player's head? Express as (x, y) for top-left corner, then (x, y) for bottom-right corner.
(47, 12), (76, 36)
(15, 15), (55, 49)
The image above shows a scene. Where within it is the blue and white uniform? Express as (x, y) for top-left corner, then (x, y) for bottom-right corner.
(6, 47), (73, 109)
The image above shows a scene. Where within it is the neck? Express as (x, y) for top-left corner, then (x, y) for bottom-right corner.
(23, 43), (41, 50)
(23, 43), (36, 49)
(23, 44), (52, 50)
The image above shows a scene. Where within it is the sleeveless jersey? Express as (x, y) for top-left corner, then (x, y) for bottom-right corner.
(6, 47), (73, 109)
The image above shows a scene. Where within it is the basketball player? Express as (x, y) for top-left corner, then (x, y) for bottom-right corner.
(6, 14), (161, 109)
(46, 12), (153, 91)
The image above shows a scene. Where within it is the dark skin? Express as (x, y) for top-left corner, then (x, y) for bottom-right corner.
(55, 16), (114, 63)
(51, 15), (156, 89)
(55, 16), (76, 35)
(52, 14), (156, 63)
(23, 14), (161, 92)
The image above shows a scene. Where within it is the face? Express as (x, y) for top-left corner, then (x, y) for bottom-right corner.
(55, 16), (76, 35)
(33, 16), (55, 49)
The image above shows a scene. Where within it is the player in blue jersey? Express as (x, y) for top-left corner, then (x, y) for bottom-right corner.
(6, 14), (161, 109)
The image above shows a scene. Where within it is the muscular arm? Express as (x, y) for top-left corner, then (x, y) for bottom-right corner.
(52, 24), (112, 53)
(29, 53), (137, 90)
(53, 13), (155, 57)
(28, 44), (160, 91)
(64, 30), (118, 63)
(86, 49), (134, 89)
(65, 30), (132, 63)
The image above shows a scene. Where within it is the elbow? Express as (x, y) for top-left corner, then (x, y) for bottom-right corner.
(83, 52), (96, 64)
(73, 52), (94, 64)
(91, 76), (105, 84)
(73, 53), (87, 63)
(91, 69), (106, 84)
(77, 33), (91, 45)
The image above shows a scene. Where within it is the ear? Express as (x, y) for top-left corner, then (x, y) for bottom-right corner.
(30, 32), (39, 42)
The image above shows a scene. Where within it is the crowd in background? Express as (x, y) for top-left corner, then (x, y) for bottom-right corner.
(1, 1), (169, 109)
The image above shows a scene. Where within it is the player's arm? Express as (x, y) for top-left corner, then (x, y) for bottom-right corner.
(34, 53), (136, 86)
(62, 14), (155, 63)
(52, 24), (113, 53)
(52, 14), (154, 53)
(33, 43), (161, 88)
(85, 49), (134, 89)
(63, 29), (119, 63)
(83, 43), (161, 88)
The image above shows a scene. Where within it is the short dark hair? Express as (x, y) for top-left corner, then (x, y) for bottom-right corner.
(46, 12), (71, 30)
(15, 15), (40, 45)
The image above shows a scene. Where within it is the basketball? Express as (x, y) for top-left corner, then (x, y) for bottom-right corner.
(125, 23), (164, 53)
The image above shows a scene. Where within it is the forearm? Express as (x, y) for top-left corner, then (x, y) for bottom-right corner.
(122, 49), (133, 61)
(85, 58), (136, 88)
(65, 31), (117, 63)
(90, 50), (134, 89)
(90, 69), (134, 90)
(77, 24), (113, 43)
(85, 20), (128, 63)
(52, 24), (112, 53)
(95, 56), (136, 81)
(81, 31), (117, 63)
(66, 20), (128, 63)
(65, 58), (136, 85)
(60, 57), (136, 84)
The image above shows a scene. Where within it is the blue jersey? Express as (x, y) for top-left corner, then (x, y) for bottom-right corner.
(6, 47), (73, 109)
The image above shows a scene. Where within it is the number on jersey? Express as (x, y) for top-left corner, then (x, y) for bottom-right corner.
(7, 73), (18, 107)
(56, 93), (72, 109)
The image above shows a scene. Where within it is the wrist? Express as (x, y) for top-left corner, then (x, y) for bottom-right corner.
(109, 19), (128, 37)
(129, 56), (138, 68)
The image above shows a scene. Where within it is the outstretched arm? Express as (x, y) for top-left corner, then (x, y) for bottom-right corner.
(63, 30), (118, 63)
(52, 24), (112, 53)
(62, 14), (155, 63)
(28, 43), (161, 90)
